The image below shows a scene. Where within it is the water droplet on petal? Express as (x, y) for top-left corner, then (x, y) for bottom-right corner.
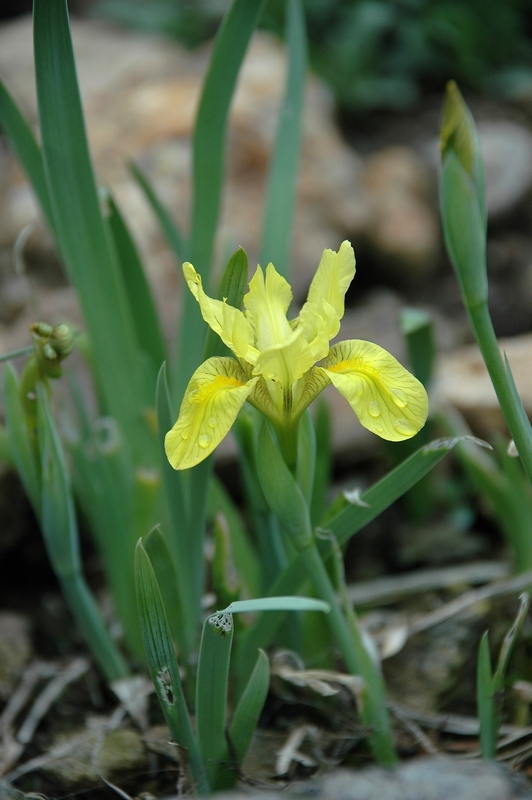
(374, 424), (384, 433)
(199, 434), (211, 449)
(208, 417), (217, 429)
(393, 417), (416, 436)
(391, 388), (407, 408)
(181, 430), (189, 441)
(368, 401), (381, 418)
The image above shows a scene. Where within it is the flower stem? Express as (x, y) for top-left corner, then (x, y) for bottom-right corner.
(467, 300), (532, 485)
(300, 542), (397, 765)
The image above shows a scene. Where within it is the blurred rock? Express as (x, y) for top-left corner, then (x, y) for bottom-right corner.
(478, 120), (532, 220)
(215, 759), (531, 800)
(435, 333), (532, 439)
(0, 611), (32, 699)
(43, 726), (146, 787)
(359, 146), (440, 284)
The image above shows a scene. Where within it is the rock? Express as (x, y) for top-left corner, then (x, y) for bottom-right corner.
(0, 611), (32, 699)
(215, 759), (531, 800)
(315, 760), (531, 800)
(358, 146), (440, 284)
(478, 120), (532, 220)
(435, 333), (532, 439)
(43, 726), (146, 787)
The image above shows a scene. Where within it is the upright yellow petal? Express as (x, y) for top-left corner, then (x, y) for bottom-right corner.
(243, 263), (293, 350)
(253, 327), (315, 389)
(299, 241), (356, 342)
(165, 357), (257, 470)
(183, 262), (254, 360)
(317, 340), (428, 441)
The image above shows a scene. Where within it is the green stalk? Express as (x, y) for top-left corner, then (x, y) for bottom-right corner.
(300, 543), (397, 765)
(256, 421), (397, 764)
(466, 301), (532, 484)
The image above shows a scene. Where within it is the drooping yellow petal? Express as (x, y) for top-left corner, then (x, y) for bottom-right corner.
(183, 262), (254, 360)
(165, 357), (257, 470)
(317, 340), (428, 441)
(298, 241), (356, 342)
(243, 263), (294, 350)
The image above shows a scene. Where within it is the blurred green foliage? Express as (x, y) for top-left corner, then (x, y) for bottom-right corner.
(93, 0), (532, 112)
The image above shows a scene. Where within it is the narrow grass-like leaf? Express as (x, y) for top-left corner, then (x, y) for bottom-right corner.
(135, 540), (208, 793)
(478, 594), (530, 761)
(129, 160), (186, 262)
(439, 409), (532, 571)
(257, 421), (312, 549)
(143, 526), (187, 665)
(296, 410), (316, 507)
(493, 593), (530, 688)
(477, 631), (497, 759)
(196, 614), (234, 789)
(229, 649), (269, 766)
(233, 410), (287, 589)
(156, 363), (197, 656)
(222, 597), (330, 615)
(37, 383), (128, 681)
(0, 79), (55, 232)
(260, 0), (307, 278)
(37, 383), (81, 577)
(33, 0), (147, 451)
(311, 399), (331, 526)
(105, 191), (167, 373)
(209, 477), (260, 599)
(2, 363), (40, 511)
(503, 351), (532, 469)
(203, 247), (249, 360)
(400, 307), (436, 389)
(68, 414), (144, 658)
(326, 436), (487, 547)
(176, 0), (267, 398)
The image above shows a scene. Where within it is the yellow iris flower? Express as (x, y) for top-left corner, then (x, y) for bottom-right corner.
(166, 241), (429, 470)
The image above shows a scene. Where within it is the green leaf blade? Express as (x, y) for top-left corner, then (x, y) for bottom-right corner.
(196, 614), (234, 789)
(176, 0), (267, 399)
(105, 191), (167, 373)
(2, 363), (40, 512)
(135, 540), (207, 793)
(477, 631), (497, 760)
(260, 0), (307, 279)
(33, 0), (147, 446)
(229, 649), (269, 766)
(0, 79), (55, 231)
(129, 160), (187, 263)
(222, 597), (330, 615)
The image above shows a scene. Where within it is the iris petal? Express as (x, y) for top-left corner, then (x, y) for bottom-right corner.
(183, 262), (254, 360)
(244, 263), (294, 350)
(317, 340), (428, 441)
(253, 328), (315, 389)
(165, 357), (257, 469)
(299, 240), (356, 342)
